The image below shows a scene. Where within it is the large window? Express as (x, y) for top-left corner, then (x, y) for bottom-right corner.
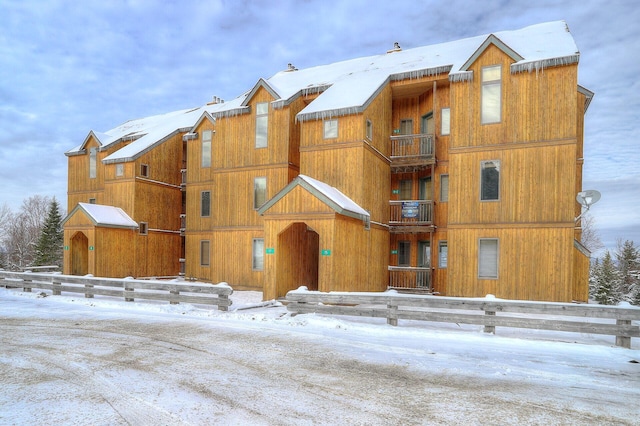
(200, 240), (210, 267)
(201, 191), (211, 217)
(252, 238), (264, 270)
(418, 241), (431, 268)
(323, 119), (338, 139)
(399, 180), (412, 200)
(480, 160), (500, 201)
(438, 241), (448, 268)
(398, 241), (411, 266)
(255, 102), (268, 148)
(202, 130), (212, 168)
(440, 174), (449, 202)
(89, 147), (97, 179)
(478, 238), (499, 279)
(441, 108), (451, 135)
(254, 177), (267, 209)
(481, 65), (501, 124)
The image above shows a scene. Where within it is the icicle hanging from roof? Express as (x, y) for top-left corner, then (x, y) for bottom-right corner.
(511, 54), (580, 74)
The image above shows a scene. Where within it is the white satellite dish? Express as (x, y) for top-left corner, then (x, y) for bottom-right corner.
(575, 189), (601, 221)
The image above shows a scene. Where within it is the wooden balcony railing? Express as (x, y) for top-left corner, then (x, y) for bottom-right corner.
(390, 133), (435, 171)
(388, 266), (432, 292)
(389, 200), (433, 225)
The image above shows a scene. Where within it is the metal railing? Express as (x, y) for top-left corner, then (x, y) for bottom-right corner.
(388, 266), (432, 292)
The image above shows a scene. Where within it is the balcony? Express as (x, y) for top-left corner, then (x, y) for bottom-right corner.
(390, 133), (435, 172)
(388, 266), (432, 292)
(389, 200), (434, 233)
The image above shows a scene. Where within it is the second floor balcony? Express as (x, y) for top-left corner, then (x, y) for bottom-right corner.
(390, 133), (435, 173)
(389, 200), (434, 233)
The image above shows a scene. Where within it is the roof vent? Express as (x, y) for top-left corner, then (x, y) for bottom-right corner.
(387, 42), (402, 54)
(286, 63), (298, 72)
(208, 96), (224, 105)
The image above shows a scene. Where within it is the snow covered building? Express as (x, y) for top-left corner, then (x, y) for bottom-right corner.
(64, 21), (593, 302)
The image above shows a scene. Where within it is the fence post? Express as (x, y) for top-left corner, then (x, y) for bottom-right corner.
(218, 293), (229, 312)
(23, 272), (32, 293)
(387, 301), (398, 326)
(124, 277), (135, 302)
(615, 319), (631, 349)
(170, 288), (179, 305)
(85, 279), (94, 298)
(52, 276), (61, 296)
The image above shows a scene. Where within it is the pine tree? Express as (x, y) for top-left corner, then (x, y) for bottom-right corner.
(592, 251), (621, 305)
(615, 239), (640, 303)
(34, 198), (64, 267)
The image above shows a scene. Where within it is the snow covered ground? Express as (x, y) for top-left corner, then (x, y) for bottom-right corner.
(1, 287), (638, 425)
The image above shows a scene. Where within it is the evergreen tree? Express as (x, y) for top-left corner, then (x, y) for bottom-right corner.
(592, 251), (621, 305)
(34, 198), (64, 267)
(615, 239), (640, 303)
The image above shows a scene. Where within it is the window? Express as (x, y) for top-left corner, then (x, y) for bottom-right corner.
(366, 119), (372, 140)
(115, 163), (124, 177)
(399, 180), (412, 200)
(202, 130), (212, 167)
(89, 147), (97, 179)
(440, 174), (449, 202)
(255, 102), (268, 148)
(398, 241), (411, 266)
(88, 198), (96, 204)
(481, 65), (501, 124)
(418, 241), (431, 268)
(252, 238), (264, 270)
(480, 160), (500, 201)
(478, 238), (499, 279)
(139, 222), (148, 235)
(201, 191), (211, 217)
(254, 177), (267, 209)
(323, 119), (338, 139)
(200, 240), (210, 267)
(140, 164), (149, 177)
(441, 108), (450, 135)
(399, 119), (413, 135)
(438, 241), (448, 268)
(419, 177), (432, 201)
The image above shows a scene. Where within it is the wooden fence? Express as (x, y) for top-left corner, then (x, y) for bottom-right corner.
(0, 270), (232, 311)
(285, 288), (640, 348)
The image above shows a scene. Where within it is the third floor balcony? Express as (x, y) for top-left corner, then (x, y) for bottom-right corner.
(390, 133), (435, 173)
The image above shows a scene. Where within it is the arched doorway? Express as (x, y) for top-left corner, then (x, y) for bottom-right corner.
(276, 222), (319, 298)
(71, 232), (88, 276)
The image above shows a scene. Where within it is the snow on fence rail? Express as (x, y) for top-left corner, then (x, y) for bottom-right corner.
(285, 287), (640, 348)
(0, 270), (232, 311)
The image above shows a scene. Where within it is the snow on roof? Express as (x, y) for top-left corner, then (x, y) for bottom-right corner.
(258, 174), (370, 223)
(67, 21), (583, 160)
(264, 20), (580, 120)
(65, 202), (138, 229)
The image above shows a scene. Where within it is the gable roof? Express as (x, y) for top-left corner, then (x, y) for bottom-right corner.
(258, 174), (370, 224)
(67, 21), (589, 158)
(62, 202), (138, 229)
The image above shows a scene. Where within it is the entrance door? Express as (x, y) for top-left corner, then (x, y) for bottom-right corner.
(276, 223), (319, 298)
(71, 232), (89, 276)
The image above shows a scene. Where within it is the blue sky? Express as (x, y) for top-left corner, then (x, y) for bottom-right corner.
(1, 0), (638, 256)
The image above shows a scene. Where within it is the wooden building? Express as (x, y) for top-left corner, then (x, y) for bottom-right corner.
(64, 21), (593, 302)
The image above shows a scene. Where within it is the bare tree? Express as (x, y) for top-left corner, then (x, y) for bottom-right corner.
(580, 213), (604, 255)
(2, 196), (51, 270)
